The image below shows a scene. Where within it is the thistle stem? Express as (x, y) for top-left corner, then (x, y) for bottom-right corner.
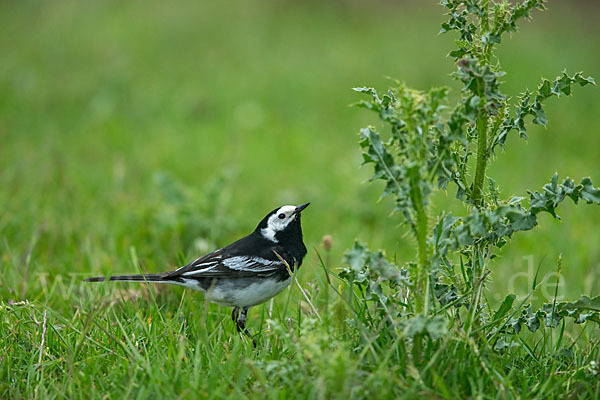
(472, 90), (489, 208)
(411, 180), (429, 314)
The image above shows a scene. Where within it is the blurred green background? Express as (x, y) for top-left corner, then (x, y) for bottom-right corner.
(1, 0), (599, 305)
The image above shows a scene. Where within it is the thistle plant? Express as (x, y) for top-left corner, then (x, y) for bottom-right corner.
(341, 0), (599, 354)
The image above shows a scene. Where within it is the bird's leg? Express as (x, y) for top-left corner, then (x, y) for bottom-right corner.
(232, 307), (240, 329)
(237, 307), (257, 348)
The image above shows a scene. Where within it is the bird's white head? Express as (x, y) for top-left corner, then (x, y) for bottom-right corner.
(257, 203), (310, 242)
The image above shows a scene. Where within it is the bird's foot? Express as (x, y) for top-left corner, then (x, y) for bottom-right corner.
(235, 307), (257, 348)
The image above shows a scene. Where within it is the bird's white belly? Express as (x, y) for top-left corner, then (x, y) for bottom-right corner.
(196, 277), (292, 308)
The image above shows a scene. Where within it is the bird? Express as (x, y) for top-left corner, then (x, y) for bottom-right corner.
(84, 203), (310, 346)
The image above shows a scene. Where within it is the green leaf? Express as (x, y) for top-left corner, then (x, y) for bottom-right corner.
(369, 250), (410, 286)
(540, 303), (561, 328)
(343, 241), (369, 272)
(402, 315), (448, 340)
(529, 175), (600, 218)
(526, 307), (541, 332)
(434, 282), (460, 306)
(493, 294), (516, 322)
(580, 177), (600, 204)
(503, 207), (537, 231)
(493, 71), (595, 152)
(404, 315), (426, 338)
(426, 316), (449, 340)
(559, 295), (600, 313)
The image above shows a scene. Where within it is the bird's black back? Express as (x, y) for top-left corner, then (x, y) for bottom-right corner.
(160, 212), (307, 286)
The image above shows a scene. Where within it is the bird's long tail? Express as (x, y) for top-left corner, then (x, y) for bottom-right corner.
(84, 273), (167, 283)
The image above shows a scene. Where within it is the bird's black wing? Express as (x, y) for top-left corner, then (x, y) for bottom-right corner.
(165, 248), (290, 280)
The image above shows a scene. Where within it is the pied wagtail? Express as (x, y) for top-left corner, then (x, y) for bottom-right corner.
(85, 203), (309, 346)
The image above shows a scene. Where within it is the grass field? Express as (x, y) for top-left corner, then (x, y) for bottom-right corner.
(1, 0), (599, 398)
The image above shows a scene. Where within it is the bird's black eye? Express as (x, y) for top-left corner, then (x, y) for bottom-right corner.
(278, 213), (286, 219)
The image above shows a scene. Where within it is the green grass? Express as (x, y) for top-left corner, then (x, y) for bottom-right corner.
(1, 0), (599, 398)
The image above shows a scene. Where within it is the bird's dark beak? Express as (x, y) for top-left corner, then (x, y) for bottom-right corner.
(294, 202), (310, 214)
